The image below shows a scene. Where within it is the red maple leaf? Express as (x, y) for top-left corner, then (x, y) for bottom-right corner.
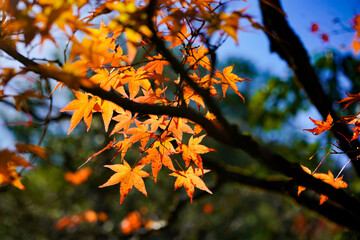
(337, 92), (360, 111)
(303, 113), (333, 135)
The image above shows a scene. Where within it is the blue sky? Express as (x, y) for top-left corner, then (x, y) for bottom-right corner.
(217, 0), (359, 76)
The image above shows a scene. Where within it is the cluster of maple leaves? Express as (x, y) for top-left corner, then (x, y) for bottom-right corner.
(0, 0), (250, 203)
(300, 93), (360, 204)
(0, 0), (359, 207)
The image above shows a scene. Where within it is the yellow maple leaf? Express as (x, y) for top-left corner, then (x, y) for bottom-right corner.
(99, 161), (150, 204)
(170, 166), (212, 203)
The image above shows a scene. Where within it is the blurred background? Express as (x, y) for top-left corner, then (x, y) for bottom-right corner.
(1, 0), (360, 239)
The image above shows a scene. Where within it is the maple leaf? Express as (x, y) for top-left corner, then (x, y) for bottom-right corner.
(64, 167), (92, 185)
(337, 92), (360, 111)
(170, 166), (212, 203)
(134, 88), (168, 105)
(100, 100), (123, 132)
(13, 90), (44, 111)
(116, 68), (155, 100)
(183, 73), (219, 109)
(163, 22), (191, 49)
(60, 90), (99, 134)
(160, 117), (194, 142)
(143, 54), (170, 74)
(15, 143), (47, 160)
(125, 124), (154, 150)
(214, 65), (250, 101)
(153, 136), (177, 157)
(0, 149), (32, 190)
(183, 87), (206, 110)
(350, 120), (360, 141)
(110, 110), (135, 136)
(298, 165), (348, 205)
(89, 69), (123, 92)
(179, 135), (215, 169)
(138, 148), (175, 182)
(70, 36), (111, 68)
(112, 137), (134, 160)
(303, 113), (333, 135)
(99, 161), (150, 204)
(313, 171), (348, 205)
(219, 12), (241, 44)
(142, 115), (164, 133)
(185, 45), (211, 70)
(105, 2), (152, 63)
(313, 171), (348, 189)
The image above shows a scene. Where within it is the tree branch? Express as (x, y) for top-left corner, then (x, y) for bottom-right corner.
(146, 0), (232, 132)
(2, 18), (360, 230)
(0, 39), (231, 145)
(0, 100), (71, 123)
(258, 0), (360, 176)
(206, 160), (360, 230)
(227, 131), (360, 217)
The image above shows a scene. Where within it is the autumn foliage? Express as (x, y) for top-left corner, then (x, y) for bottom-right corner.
(1, 0), (360, 234)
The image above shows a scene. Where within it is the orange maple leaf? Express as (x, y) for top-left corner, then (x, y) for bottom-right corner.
(170, 166), (212, 203)
(15, 143), (47, 160)
(298, 165), (348, 205)
(313, 171), (348, 189)
(163, 21), (191, 49)
(337, 92), (360, 111)
(138, 148), (175, 182)
(116, 68), (155, 100)
(303, 113), (333, 135)
(100, 99), (124, 132)
(350, 121), (360, 141)
(110, 110), (135, 136)
(125, 124), (154, 150)
(0, 149), (32, 190)
(219, 12), (242, 44)
(313, 170), (348, 205)
(64, 167), (92, 185)
(214, 65), (250, 101)
(60, 90), (99, 134)
(160, 117), (194, 142)
(179, 135), (215, 169)
(185, 45), (211, 70)
(99, 161), (150, 204)
(143, 54), (170, 74)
